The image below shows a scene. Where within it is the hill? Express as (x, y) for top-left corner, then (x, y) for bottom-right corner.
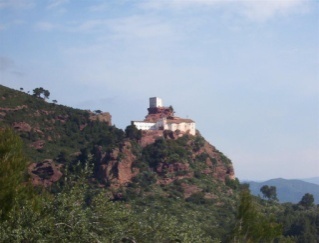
(301, 177), (319, 185)
(0, 84), (240, 240)
(248, 178), (319, 204)
(0, 84), (236, 186)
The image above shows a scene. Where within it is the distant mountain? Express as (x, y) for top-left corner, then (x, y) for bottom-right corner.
(248, 178), (319, 204)
(300, 177), (319, 186)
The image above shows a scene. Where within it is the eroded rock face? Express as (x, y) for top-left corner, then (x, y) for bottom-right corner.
(89, 112), (112, 125)
(190, 141), (235, 182)
(139, 130), (164, 147)
(95, 135), (235, 188)
(12, 122), (32, 132)
(29, 159), (62, 187)
(182, 183), (202, 198)
(95, 141), (137, 185)
(0, 105), (27, 112)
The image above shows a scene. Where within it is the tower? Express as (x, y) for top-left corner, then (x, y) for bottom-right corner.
(149, 97), (163, 108)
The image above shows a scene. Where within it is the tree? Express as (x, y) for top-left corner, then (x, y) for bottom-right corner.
(32, 87), (50, 100)
(0, 128), (34, 220)
(232, 189), (282, 242)
(0, 164), (210, 242)
(168, 105), (175, 114)
(298, 193), (314, 208)
(52, 99), (58, 104)
(125, 124), (142, 140)
(43, 89), (50, 99)
(260, 185), (278, 201)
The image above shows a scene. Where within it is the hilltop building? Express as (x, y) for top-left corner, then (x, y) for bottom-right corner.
(132, 97), (196, 136)
(149, 97), (163, 108)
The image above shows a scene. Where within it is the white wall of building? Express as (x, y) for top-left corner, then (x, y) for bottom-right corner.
(133, 119), (195, 135)
(132, 121), (156, 130)
(164, 121), (196, 136)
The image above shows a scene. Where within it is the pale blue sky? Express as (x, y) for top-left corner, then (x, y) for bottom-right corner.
(0, 0), (318, 180)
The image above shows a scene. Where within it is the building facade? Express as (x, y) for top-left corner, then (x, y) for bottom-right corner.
(132, 97), (196, 136)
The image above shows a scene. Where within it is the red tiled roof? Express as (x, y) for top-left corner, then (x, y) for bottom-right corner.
(166, 117), (194, 124)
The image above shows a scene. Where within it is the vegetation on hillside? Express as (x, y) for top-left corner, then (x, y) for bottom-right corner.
(0, 85), (318, 242)
(0, 84), (116, 162)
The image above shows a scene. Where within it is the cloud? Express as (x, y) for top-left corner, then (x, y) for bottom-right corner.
(89, 2), (110, 12)
(140, 0), (312, 21)
(0, 56), (14, 71)
(140, 0), (227, 9)
(0, 56), (24, 77)
(34, 19), (105, 33)
(70, 19), (108, 32)
(61, 15), (175, 42)
(34, 21), (57, 31)
(0, 0), (35, 9)
(47, 0), (69, 9)
(240, 0), (310, 21)
(107, 15), (174, 40)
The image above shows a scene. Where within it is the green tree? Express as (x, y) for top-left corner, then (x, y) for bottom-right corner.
(260, 185), (278, 201)
(168, 105), (175, 115)
(298, 193), (314, 209)
(0, 128), (34, 220)
(43, 89), (50, 99)
(125, 124), (142, 140)
(32, 87), (50, 100)
(0, 164), (211, 242)
(232, 189), (282, 242)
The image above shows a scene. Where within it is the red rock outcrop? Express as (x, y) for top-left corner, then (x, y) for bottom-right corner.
(12, 122), (32, 132)
(197, 141), (235, 181)
(96, 141), (137, 185)
(182, 183), (202, 198)
(29, 159), (63, 187)
(0, 105), (27, 112)
(139, 130), (164, 147)
(89, 112), (112, 125)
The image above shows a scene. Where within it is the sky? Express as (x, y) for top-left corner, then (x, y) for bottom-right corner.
(0, 0), (318, 181)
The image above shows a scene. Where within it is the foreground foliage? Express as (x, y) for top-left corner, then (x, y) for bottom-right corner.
(0, 128), (37, 220)
(0, 180), (211, 242)
(231, 189), (282, 242)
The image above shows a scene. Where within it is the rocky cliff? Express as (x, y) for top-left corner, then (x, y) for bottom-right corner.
(96, 135), (235, 184)
(0, 85), (237, 199)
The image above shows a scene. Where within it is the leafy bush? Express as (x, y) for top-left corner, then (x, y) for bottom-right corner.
(0, 128), (36, 220)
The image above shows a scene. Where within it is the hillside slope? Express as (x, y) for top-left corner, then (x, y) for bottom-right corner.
(0, 84), (241, 240)
(0, 84), (237, 194)
(301, 177), (319, 185)
(248, 178), (319, 203)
